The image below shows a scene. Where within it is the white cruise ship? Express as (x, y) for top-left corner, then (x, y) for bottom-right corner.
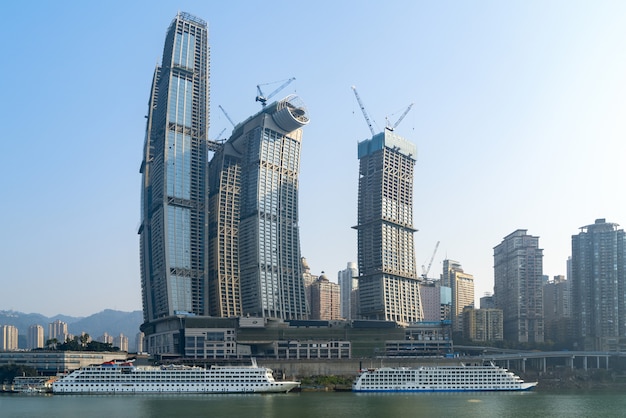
(52, 359), (299, 394)
(352, 362), (537, 392)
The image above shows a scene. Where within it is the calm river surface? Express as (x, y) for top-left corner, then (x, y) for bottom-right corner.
(2, 390), (626, 418)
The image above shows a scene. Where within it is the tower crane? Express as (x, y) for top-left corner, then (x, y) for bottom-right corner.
(351, 85), (376, 136)
(255, 77), (296, 106)
(386, 103), (414, 131)
(421, 241), (440, 279)
(211, 127), (227, 141)
(218, 105), (236, 127)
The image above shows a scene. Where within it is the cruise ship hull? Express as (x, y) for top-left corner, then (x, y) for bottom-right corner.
(53, 360), (299, 394)
(352, 363), (538, 393)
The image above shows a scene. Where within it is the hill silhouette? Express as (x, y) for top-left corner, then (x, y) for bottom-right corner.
(0, 309), (142, 350)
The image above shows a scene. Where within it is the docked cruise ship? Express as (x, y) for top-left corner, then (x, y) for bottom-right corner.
(352, 362), (537, 392)
(52, 359), (299, 394)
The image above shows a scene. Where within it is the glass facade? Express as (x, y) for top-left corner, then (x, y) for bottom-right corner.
(139, 12), (209, 324)
(209, 97), (309, 320)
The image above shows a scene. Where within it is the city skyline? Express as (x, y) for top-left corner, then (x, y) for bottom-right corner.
(1, 1), (625, 317)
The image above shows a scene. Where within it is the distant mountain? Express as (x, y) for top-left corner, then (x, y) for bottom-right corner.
(68, 309), (143, 343)
(0, 309), (143, 350)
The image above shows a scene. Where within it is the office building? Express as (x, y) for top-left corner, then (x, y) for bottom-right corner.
(442, 259), (475, 335)
(354, 128), (422, 325)
(338, 262), (358, 319)
(1, 325), (18, 351)
(310, 274), (341, 320)
(494, 229), (544, 343)
(28, 324), (44, 350)
(208, 94), (310, 320)
(139, 12), (210, 323)
(571, 218), (626, 351)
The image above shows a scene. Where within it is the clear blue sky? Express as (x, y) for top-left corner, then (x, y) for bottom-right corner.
(1, 1), (625, 317)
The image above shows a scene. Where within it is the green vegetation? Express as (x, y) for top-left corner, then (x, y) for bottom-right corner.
(44, 335), (119, 352)
(0, 364), (37, 384)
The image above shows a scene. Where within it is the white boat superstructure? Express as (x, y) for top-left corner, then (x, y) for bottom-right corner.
(52, 359), (299, 394)
(352, 362), (537, 392)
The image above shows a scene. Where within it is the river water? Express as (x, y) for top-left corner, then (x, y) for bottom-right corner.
(2, 389), (626, 418)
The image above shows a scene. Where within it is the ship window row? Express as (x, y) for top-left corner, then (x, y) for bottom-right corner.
(58, 382), (270, 387)
(72, 376), (266, 381)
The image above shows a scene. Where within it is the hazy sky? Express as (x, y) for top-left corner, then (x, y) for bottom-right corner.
(1, 1), (625, 317)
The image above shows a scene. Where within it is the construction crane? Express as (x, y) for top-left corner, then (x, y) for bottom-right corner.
(255, 77), (296, 106)
(218, 105), (236, 127)
(386, 103), (414, 131)
(351, 85), (376, 136)
(421, 241), (440, 279)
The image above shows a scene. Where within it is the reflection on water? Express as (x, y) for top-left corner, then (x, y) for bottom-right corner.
(2, 390), (626, 418)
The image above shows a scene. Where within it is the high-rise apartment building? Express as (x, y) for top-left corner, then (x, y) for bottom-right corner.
(208, 95), (310, 320)
(48, 319), (68, 343)
(543, 275), (573, 346)
(99, 332), (114, 345)
(338, 262), (358, 320)
(442, 259), (475, 335)
(27, 324), (44, 350)
(310, 274), (341, 320)
(354, 129), (422, 325)
(463, 308), (503, 342)
(493, 229), (544, 343)
(0, 325), (18, 350)
(139, 12), (210, 323)
(571, 218), (626, 351)
(114, 334), (129, 352)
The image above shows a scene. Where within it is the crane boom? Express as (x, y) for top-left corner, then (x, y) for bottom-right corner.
(256, 77), (296, 106)
(351, 86), (376, 136)
(392, 103), (414, 130)
(422, 241), (440, 279)
(218, 105), (236, 127)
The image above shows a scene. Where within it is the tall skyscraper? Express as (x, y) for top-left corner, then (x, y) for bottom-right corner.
(354, 129), (422, 325)
(442, 259), (475, 335)
(571, 218), (626, 351)
(493, 229), (544, 343)
(27, 324), (44, 350)
(139, 12), (210, 323)
(338, 262), (358, 319)
(208, 95), (310, 320)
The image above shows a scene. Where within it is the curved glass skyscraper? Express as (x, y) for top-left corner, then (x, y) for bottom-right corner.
(139, 12), (210, 325)
(208, 95), (310, 320)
